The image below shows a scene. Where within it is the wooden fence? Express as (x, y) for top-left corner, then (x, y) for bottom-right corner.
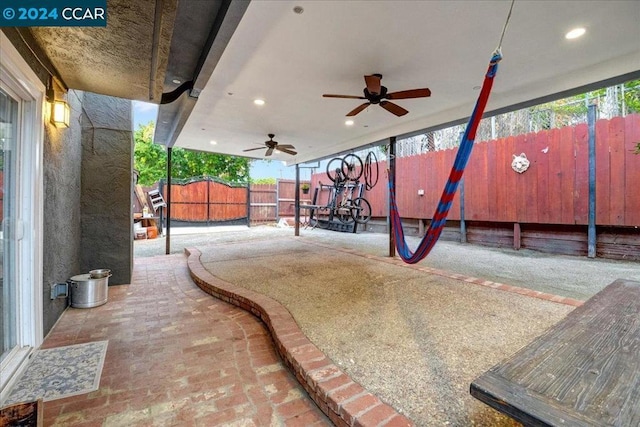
(311, 114), (640, 260)
(162, 178), (248, 223)
(138, 178), (311, 224)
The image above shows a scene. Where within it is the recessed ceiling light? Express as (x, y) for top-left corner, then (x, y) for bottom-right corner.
(209, 140), (217, 145)
(565, 27), (586, 40)
(254, 99), (265, 106)
(293, 6), (304, 14)
(345, 120), (354, 126)
(172, 79), (181, 84)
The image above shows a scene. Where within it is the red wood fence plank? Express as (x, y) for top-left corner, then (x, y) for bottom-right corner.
(624, 114), (640, 226)
(523, 133), (539, 223)
(487, 140), (499, 220)
(559, 126), (576, 224)
(608, 117), (626, 225)
(475, 143), (490, 219)
(535, 131), (551, 223)
(595, 119), (611, 224)
(513, 134), (529, 222)
(547, 129), (564, 224)
(466, 143), (482, 220)
(573, 124), (589, 224)
(502, 136), (517, 222)
(448, 148), (461, 221)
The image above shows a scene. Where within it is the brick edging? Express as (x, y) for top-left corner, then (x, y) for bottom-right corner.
(184, 248), (414, 427)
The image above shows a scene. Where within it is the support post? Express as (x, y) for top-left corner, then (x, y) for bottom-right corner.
(165, 147), (172, 255)
(295, 164), (300, 236)
(460, 178), (467, 243)
(159, 178), (165, 234)
(587, 104), (597, 258)
(246, 183), (251, 227)
(206, 177), (211, 226)
(388, 137), (396, 258)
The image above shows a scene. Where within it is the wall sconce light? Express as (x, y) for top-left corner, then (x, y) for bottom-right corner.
(46, 76), (70, 128)
(51, 100), (70, 128)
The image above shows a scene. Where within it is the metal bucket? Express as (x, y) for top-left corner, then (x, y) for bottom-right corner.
(69, 273), (110, 308)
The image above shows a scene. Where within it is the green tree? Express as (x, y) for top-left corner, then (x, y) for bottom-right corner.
(134, 122), (166, 185)
(134, 122), (251, 185)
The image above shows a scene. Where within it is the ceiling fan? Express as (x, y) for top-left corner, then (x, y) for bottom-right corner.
(243, 134), (297, 157)
(323, 74), (431, 117)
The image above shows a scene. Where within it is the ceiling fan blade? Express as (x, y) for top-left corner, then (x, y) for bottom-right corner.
(243, 147), (265, 152)
(265, 147), (274, 156)
(323, 94), (367, 100)
(364, 75), (382, 95)
(346, 102), (371, 116)
(276, 147), (297, 156)
(380, 101), (409, 117)
(386, 88), (431, 100)
(277, 144), (295, 149)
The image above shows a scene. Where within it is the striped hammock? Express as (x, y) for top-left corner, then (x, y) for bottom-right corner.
(390, 51), (502, 264)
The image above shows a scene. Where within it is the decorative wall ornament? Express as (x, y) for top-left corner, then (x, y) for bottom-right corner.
(511, 153), (530, 173)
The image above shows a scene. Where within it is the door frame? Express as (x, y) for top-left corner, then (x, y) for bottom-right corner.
(0, 31), (45, 397)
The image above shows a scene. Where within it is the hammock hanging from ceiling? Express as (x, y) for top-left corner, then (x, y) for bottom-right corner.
(389, 49), (502, 264)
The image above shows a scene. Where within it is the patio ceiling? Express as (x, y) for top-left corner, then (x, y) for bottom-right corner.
(9, 0), (248, 107)
(155, 0), (640, 165)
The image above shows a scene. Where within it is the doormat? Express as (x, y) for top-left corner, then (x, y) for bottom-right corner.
(4, 341), (108, 405)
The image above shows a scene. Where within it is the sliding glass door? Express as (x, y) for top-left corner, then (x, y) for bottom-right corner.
(0, 88), (18, 365)
(0, 32), (44, 396)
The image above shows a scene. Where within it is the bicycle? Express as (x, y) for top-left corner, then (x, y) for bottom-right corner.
(316, 154), (372, 227)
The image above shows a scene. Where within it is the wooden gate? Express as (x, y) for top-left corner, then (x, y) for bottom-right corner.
(162, 177), (248, 224)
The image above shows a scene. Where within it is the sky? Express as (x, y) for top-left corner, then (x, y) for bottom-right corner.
(132, 101), (303, 180)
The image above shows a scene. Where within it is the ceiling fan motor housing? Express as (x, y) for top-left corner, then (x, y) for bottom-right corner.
(364, 86), (388, 104)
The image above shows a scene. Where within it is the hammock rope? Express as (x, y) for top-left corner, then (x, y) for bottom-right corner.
(389, 50), (502, 264)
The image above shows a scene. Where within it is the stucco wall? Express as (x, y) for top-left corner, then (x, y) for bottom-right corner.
(80, 93), (133, 285)
(42, 92), (84, 334)
(4, 29), (134, 335)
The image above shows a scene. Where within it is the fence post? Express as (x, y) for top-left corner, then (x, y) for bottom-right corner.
(459, 130), (467, 243)
(159, 178), (165, 233)
(460, 178), (467, 243)
(587, 103), (597, 258)
(246, 183), (251, 227)
(165, 147), (172, 255)
(388, 137), (396, 258)
(275, 180), (280, 221)
(206, 177), (211, 226)
(295, 165), (301, 236)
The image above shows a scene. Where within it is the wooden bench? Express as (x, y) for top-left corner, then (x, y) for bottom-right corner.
(470, 278), (640, 426)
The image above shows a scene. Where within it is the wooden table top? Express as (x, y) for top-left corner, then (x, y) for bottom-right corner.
(470, 278), (640, 427)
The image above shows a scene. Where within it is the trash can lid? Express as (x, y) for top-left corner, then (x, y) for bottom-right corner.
(70, 273), (92, 281)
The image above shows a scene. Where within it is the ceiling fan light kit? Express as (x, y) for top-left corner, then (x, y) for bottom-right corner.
(323, 74), (431, 117)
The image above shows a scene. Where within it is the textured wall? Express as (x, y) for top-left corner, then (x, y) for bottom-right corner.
(80, 93), (133, 285)
(42, 92), (84, 335)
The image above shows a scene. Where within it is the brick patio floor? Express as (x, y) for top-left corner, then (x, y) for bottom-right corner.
(40, 254), (331, 426)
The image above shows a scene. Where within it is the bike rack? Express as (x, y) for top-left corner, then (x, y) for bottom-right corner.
(307, 182), (364, 233)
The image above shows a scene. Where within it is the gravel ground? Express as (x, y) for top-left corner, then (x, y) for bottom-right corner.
(133, 225), (639, 426)
(135, 225), (640, 301)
